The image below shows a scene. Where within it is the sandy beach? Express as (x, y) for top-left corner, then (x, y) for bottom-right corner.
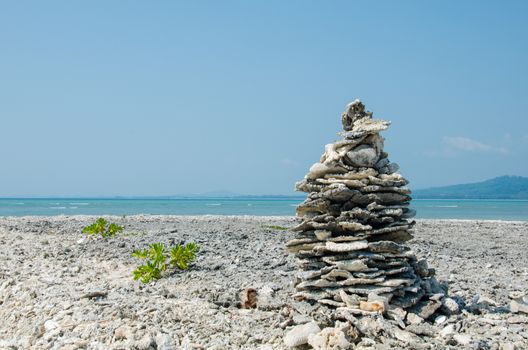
(0, 216), (527, 349)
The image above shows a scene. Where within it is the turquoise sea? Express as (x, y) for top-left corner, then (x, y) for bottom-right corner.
(0, 198), (527, 220)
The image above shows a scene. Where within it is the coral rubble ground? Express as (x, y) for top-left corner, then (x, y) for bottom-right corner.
(0, 216), (527, 349)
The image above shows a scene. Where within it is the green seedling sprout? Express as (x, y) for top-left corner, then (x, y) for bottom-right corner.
(83, 218), (124, 238)
(132, 242), (199, 283)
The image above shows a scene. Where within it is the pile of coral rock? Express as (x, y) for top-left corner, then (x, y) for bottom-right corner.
(285, 100), (452, 349)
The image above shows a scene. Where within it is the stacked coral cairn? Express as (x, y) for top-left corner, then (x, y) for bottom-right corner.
(288, 99), (437, 313)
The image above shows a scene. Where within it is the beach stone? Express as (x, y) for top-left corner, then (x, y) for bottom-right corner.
(507, 315), (528, 324)
(155, 333), (174, 350)
(355, 337), (377, 348)
(453, 334), (472, 346)
(439, 324), (457, 338)
(356, 317), (384, 337)
(284, 321), (321, 347)
(387, 162), (399, 174)
(406, 312), (424, 325)
(414, 300), (442, 319)
(508, 291), (526, 301)
(259, 345), (274, 350)
(135, 334), (155, 350)
(307, 163), (347, 180)
(442, 297), (460, 315)
(434, 315), (447, 325)
(415, 259), (430, 277)
(359, 300), (385, 313)
(114, 326), (134, 341)
(405, 323), (438, 337)
(387, 306), (407, 327)
(240, 288), (258, 309)
(393, 329), (421, 344)
(307, 322), (354, 350)
(44, 320), (59, 332)
(315, 230), (332, 240)
(341, 99), (373, 131)
(476, 295), (497, 307)
(293, 314), (313, 325)
(375, 157), (389, 169)
(500, 343), (516, 350)
(345, 145), (379, 167)
(510, 300), (528, 314)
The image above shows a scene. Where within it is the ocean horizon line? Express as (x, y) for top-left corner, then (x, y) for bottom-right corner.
(0, 195), (306, 200)
(1, 196), (528, 201)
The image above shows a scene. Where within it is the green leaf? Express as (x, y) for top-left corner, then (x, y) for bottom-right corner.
(132, 261), (163, 284)
(169, 243), (199, 270)
(94, 218), (107, 233)
(185, 242), (200, 253)
(149, 243), (165, 264)
(132, 249), (149, 259)
(82, 223), (98, 235)
(107, 223), (124, 236)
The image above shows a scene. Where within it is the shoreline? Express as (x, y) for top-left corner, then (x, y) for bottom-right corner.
(0, 214), (527, 223)
(1, 216), (527, 349)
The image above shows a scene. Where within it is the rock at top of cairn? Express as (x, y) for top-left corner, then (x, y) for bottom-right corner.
(341, 99), (373, 130)
(288, 99), (444, 318)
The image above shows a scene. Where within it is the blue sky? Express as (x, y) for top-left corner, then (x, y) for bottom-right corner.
(1, 1), (527, 196)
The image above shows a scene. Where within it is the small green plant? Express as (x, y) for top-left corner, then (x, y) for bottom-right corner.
(170, 242), (200, 269)
(261, 224), (289, 231)
(82, 218), (124, 237)
(132, 242), (167, 283)
(132, 242), (199, 283)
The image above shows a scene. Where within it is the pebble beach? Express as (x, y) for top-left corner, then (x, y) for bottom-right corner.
(0, 216), (527, 349)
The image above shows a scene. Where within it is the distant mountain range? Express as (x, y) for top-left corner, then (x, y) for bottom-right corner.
(413, 176), (528, 199)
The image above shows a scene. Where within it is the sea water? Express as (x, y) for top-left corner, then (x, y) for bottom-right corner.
(0, 198), (527, 220)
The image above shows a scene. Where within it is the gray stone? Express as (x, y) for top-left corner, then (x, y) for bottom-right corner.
(392, 329), (421, 344)
(345, 145), (379, 167)
(500, 343), (516, 350)
(507, 315), (528, 324)
(293, 314), (313, 325)
(439, 324), (456, 338)
(434, 315), (447, 325)
(453, 334), (472, 346)
(405, 323), (438, 337)
(511, 300), (528, 314)
(375, 157), (389, 169)
(155, 333), (174, 350)
(135, 334), (155, 350)
(307, 321), (354, 350)
(415, 259), (430, 277)
(341, 99), (373, 131)
(387, 162), (399, 174)
(417, 300), (441, 319)
(406, 312), (424, 325)
(114, 326), (134, 341)
(284, 321), (321, 347)
(44, 320), (59, 332)
(442, 297), (460, 315)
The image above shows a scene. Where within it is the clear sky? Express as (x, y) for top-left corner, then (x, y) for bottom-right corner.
(1, 1), (527, 197)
